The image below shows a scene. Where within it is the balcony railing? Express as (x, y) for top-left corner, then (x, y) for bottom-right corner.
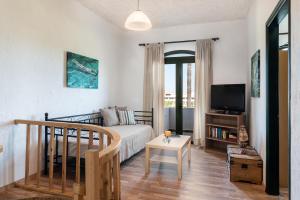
(164, 107), (194, 134)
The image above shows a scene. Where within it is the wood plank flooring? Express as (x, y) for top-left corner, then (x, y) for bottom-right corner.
(0, 146), (288, 200)
(120, 147), (287, 200)
(0, 187), (68, 200)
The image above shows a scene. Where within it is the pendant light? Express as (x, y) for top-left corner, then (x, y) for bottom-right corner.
(125, 0), (152, 31)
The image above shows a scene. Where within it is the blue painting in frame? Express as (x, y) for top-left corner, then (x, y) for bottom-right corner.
(67, 52), (99, 89)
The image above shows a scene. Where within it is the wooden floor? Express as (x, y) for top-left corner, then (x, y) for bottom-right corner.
(0, 187), (69, 200)
(120, 147), (287, 200)
(0, 146), (288, 200)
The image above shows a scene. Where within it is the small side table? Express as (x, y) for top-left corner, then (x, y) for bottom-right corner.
(145, 135), (191, 180)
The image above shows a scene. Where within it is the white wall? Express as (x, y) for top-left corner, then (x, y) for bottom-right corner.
(0, 0), (122, 187)
(247, 1), (300, 197)
(118, 20), (249, 110)
(291, 0), (300, 198)
(246, 0), (279, 185)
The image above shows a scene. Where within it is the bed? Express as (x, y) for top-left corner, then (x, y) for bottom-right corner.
(43, 110), (154, 173)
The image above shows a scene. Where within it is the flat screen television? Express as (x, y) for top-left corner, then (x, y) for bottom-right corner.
(211, 84), (245, 114)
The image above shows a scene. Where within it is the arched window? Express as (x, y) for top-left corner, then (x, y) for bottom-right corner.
(164, 50), (195, 58)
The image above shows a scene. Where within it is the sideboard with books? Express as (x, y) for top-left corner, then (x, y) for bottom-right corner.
(205, 112), (245, 151)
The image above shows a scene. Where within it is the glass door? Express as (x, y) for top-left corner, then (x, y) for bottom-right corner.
(164, 51), (195, 135)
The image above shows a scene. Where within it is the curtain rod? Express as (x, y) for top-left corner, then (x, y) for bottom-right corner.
(138, 37), (220, 46)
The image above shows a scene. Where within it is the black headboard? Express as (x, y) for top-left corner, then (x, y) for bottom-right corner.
(45, 108), (153, 127)
(45, 112), (104, 126)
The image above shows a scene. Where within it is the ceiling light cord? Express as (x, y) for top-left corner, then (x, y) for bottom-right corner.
(137, 0), (140, 11)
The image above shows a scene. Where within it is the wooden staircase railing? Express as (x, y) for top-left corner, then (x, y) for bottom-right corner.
(14, 119), (121, 200)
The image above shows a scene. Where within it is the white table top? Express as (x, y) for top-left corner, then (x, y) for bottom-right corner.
(146, 134), (191, 150)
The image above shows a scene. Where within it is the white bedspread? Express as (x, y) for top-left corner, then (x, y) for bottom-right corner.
(56, 124), (154, 162)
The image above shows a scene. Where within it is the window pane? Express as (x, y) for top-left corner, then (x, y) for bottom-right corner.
(164, 64), (176, 132)
(164, 64), (176, 108)
(183, 63), (195, 108)
(166, 53), (193, 57)
(182, 63), (195, 136)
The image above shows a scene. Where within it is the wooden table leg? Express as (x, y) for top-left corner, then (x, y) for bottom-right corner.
(145, 145), (150, 174)
(188, 139), (191, 166)
(178, 148), (182, 180)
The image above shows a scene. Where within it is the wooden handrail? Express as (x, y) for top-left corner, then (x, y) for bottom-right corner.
(14, 119), (121, 200)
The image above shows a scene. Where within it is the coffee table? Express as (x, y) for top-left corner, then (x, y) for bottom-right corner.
(145, 134), (191, 180)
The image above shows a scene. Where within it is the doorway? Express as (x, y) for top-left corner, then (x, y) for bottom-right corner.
(164, 50), (195, 136)
(266, 0), (290, 197)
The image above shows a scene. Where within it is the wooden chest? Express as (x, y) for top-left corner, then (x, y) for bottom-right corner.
(227, 145), (263, 184)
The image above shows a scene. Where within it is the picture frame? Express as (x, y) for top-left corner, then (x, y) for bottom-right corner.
(251, 50), (260, 97)
(66, 52), (99, 89)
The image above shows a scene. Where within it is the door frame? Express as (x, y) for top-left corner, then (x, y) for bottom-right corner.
(265, 0), (290, 196)
(165, 50), (195, 135)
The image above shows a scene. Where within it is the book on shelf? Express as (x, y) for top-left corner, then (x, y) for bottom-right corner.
(210, 127), (230, 140)
(205, 112), (243, 149)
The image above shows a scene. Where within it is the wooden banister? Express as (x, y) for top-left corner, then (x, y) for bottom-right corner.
(88, 130), (93, 149)
(25, 124), (31, 185)
(113, 152), (120, 200)
(76, 129), (81, 184)
(85, 150), (100, 199)
(14, 119), (121, 200)
(36, 125), (42, 187)
(99, 132), (104, 150)
(62, 127), (67, 193)
(49, 126), (55, 189)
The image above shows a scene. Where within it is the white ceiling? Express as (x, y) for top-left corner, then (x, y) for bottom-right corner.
(78, 0), (253, 29)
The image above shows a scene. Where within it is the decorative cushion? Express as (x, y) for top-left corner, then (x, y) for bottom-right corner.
(100, 108), (119, 126)
(108, 106), (127, 111)
(115, 106), (127, 111)
(117, 110), (136, 125)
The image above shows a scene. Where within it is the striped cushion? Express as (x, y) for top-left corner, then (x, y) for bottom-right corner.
(117, 110), (136, 125)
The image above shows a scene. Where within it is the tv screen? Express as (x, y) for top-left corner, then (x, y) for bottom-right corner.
(211, 84), (245, 112)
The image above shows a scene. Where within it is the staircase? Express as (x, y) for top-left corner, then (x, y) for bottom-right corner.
(14, 119), (121, 200)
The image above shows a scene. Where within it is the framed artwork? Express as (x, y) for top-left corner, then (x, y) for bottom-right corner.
(66, 52), (99, 89)
(251, 50), (260, 97)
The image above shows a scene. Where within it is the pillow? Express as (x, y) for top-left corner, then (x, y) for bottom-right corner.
(115, 106), (127, 111)
(117, 110), (136, 125)
(107, 106), (127, 110)
(100, 108), (119, 126)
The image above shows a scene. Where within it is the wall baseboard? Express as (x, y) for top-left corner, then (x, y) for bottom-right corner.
(0, 182), (16, 193)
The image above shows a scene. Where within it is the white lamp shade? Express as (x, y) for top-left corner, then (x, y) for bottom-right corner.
(125, 10), (152, 31)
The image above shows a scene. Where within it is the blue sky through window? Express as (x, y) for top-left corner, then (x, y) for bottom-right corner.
(165, 64), (176, 94)
(165, 63), (195, 96)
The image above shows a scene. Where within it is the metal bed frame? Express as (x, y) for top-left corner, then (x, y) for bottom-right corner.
(43, 109), (153, 174)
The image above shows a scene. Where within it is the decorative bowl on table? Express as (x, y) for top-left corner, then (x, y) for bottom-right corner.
(163, 130), (172, 143)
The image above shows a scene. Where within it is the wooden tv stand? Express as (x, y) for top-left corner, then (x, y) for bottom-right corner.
(205, 112), (245, 151)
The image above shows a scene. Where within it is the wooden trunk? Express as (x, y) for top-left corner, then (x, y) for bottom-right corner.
(228, 145), (263, 184)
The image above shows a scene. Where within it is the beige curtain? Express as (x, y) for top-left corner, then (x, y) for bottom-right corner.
(143, 43), (165, 136)
(194, 39), (213, 146)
